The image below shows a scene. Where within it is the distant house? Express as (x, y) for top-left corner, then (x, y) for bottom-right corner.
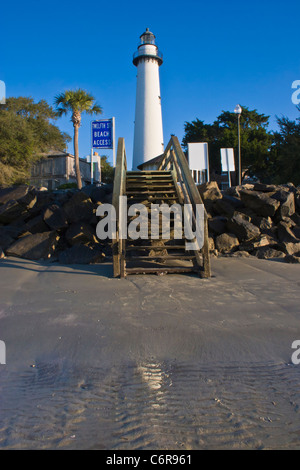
(30, 150), (101, 189)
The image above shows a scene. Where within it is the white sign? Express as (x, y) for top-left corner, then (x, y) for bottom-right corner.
(221, 148), (235, 172)
(188, 143), (209, 171)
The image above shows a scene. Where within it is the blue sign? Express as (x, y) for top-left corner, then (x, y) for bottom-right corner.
(91, 119), (113, 149)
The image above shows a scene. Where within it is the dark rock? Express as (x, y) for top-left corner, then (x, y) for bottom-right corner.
(213, 199), (235, 218)
(58, 244), (105, 264)
(208, 216), (228, 235)
(43, 204), (68, 230)
(226, 213), (261, 242)
(230, 250), (250, 258)
(253, 183), (277, 192)
(239, 189), (280, 217)
(285, 254), (300, 263)
(239, 234), (276, 253)
(215, 233), (239, 253)
(292, 226), (300, 239)
(65, 222), (96, 246)
(24, 215), (49, 234)
(271, 189), (295, 218)
(0, 200), (27, 224)
(0, 231), (14, 250)
(63, 192), (94, 223)
(253, 246), (286, 259)
(82, 185), (106, 204)
(250, 215), (273, 232)
(6, 231), (59, 260)
(222, 194), (244, 209)
(0, 185), (29, 205)
(277, 221), (299, 243)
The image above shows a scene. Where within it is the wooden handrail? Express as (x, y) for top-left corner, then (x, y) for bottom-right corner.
(159, 136), (211, 278)
(112, 138), (127, 277)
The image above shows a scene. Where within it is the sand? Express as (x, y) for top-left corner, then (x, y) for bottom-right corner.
(0, 256), (299, 450)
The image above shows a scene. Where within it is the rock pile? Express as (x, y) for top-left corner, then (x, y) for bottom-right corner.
(199, 181), (300, 263)
(0, 184), (113, 264)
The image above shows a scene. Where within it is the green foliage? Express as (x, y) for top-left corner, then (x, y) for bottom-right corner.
(0, 97), (71, 187)
(100, 155), (114, 183)
(271, 108), (300, 185)
(57, 182), (78, 189)
(182, 106), (274, 181)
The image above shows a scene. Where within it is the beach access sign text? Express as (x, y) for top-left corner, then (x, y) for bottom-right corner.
(92, 119), (113, 149)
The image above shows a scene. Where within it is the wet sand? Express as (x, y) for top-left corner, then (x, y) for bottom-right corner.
(0, 256), (300, 450)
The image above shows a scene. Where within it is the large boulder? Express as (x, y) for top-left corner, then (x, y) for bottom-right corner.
(271, 189), (295, 219)
(43, 204), (68, 231)
(0, 185), (30, 205)
(253, 246), (286, 259)
(226, 213), (261, 242)
(208, 216), (228, 235)
(239, 189), (280, 217)
(198, 182), (222, 214)
(215, 233), (239, 253)
(6, 231), (59, 260)
(0, 200), (27, 224)
(277, 221), (300, 243)
(279, 241), (300, 256)
(63, 192), (94, 223)
(65, 222), (96, 246)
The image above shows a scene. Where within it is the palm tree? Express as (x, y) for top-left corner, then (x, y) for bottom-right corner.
(54, 89), (102, 189)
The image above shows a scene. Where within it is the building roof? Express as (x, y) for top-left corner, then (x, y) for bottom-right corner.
(137, 153), (164, 170)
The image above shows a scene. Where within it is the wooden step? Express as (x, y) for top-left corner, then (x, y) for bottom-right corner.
(125, 266), (198, 275)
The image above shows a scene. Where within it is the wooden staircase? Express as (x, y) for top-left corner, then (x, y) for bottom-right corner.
(112, 136), (211, 278)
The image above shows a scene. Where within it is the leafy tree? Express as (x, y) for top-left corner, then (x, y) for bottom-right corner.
(0, 97), (71, 186)
(182, 106), (274, 181)
(100, 155), (114, 183)
(271, 108), (300, 185)
(54, 89), (102, 189)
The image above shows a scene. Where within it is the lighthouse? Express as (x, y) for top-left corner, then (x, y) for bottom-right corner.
(132, 28), (164, 170)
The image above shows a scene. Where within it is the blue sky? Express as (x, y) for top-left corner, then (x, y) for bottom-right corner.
(1, 0), (299, 169)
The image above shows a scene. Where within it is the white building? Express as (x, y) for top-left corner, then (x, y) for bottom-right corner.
(132, 28), (164, 170)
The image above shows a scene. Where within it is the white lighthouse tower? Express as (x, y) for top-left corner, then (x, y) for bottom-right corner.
(132, 28), (164, 170)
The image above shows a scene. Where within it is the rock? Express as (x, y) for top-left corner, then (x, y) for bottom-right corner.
(253, 183), (277, 192)
(0, 247), (5, 259)
(253, 246), (286, 259)
(213, 199), (235, 218)
(239, 234), (275, 253)
(6, 231), (59, 260)
(222, 194), (244, 209)
(292, 226), (300, 239)
(250, 215), (273, 232)
(230, 250), (250, 258)
(279, 241), (300, 256)
(198, 182), (222, 214)
(65, 222), (97, 246)
(43, 204), (68, 231)
(226, 213), (261, 242)
(215, 233), (239, 253)
(285, 254), (300, 263)
(198, 181), (222, 201)
(208, 236), (215, 252)
(239, 189), (280, 217)
(271, 189), (295, 218)
(0, 200), (27, 224)
(24, 215), (49, 234)
(82, 185), (106, 204)
(58, 244), (105, 264)
(0, 231), (14, 250)
(63, 192), (94, 223)
(0, 185), (30, 205)
(277, 221), (299, 243)
(208, 216), (228, 235)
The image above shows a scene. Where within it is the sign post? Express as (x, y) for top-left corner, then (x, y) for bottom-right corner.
(91, 118), (115, 183)
(221, 148), (235, 188)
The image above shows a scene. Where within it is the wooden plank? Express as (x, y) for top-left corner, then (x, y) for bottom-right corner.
(125, 266), (198, 274)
